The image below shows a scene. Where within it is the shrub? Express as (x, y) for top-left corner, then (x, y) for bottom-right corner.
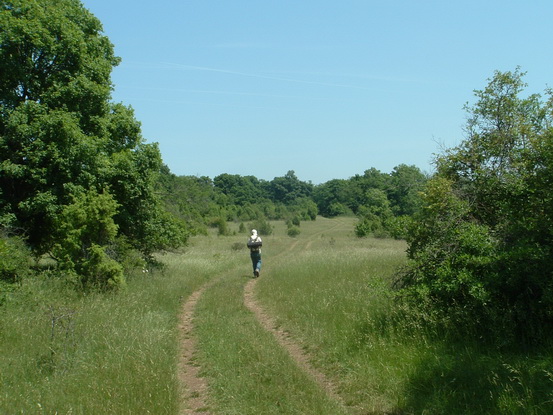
(52, 189), (125, 290)
(287, 226), (301, 237)
(399, 69), (553, 344)
(231, 242), (244, 251)
(385, 215), (412, 240)
(328, 202), (348, 217)
(212, 217), (231, 236)
(249, 219), (273, 236)
(80, 244), (125, 290)
(355, 215), (385, 238)
(0, 234), (31, 283)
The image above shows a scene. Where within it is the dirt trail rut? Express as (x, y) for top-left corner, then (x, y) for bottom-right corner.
(243, 277), (349, 411)
(243, 223), (351, 412)
(178, 220), (350, 414)
(178, 285), (211, 415)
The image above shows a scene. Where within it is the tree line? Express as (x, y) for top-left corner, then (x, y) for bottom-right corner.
(156, 166), (427, 238)
(2, 0), (553, 347)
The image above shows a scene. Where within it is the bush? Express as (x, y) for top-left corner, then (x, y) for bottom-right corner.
(218, 219), (231, 236)
(355, 215), (385, 238)
(52, 190), (125, 290)
(0, 234), (31, 283)
(328, 202), (349, 217)
(287, 226), (301, 237)
(249, 219), (273, 236)
(385, 215), (412, 240)
(106, 236), (147, 274)
(399, 70), (553, 344)
(231, 242), (244, 251)
(80, 245), (125, 290)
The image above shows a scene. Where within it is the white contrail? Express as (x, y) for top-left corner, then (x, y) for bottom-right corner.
(159, 62), (375, 90)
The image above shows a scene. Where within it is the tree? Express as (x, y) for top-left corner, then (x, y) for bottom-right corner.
(52, 189), (124, 289)
(348, 168), (389, 213)
(156, 170), (219, 235)
(268, 170), (313, 204)
(355, 188), (393, 238)
(313, 179), (351, 217)
(213, 173), (267, 205)
(0, 0), (186, 278)
(388, 164), (426, 216)
(400, 69), (553, 344)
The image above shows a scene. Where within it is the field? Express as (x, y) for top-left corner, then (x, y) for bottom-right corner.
(1, 217), (552, 414)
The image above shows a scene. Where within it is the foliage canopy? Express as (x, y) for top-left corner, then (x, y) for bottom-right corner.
(0, 0), (186, 288)
(401, 68), (553, 344)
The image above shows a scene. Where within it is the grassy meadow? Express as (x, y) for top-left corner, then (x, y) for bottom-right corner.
(1, 217), (552, 414)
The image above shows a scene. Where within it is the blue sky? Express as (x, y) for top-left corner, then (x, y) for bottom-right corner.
(83, 0), (552, 184)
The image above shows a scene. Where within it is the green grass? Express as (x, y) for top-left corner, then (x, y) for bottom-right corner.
(194, 271), (349, 415)
(0, 235), (225, 414)
(2, 217), (552, 414)
(256, 218), (553, 414)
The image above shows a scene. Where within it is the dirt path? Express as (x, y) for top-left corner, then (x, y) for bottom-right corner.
(243, 222), (353, 413)
(178, 219), (350, 414)
(178, 284), (211, 415)
(243, 277), (351, 413)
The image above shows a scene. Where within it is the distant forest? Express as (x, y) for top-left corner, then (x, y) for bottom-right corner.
(156, 165), (427, 238)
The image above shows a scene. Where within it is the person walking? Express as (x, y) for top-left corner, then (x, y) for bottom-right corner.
(247, 229), (262, 278)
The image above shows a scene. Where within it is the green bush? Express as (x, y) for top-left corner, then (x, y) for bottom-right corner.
(385, 215), (412, 240)
(0, 234), (31, 283)
(231, 242), (244, 251)
(355, 214), (386, 238)
(400, 70), (553, 345)
(214, 217), (231, 236)
(249, 219), (273, 236)
(80, 244), (125, 290)
(52, 189), (125, 290)
(287, 226), (301, 237)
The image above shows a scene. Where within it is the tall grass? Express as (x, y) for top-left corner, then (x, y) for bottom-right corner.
(194, 272), (349, 415)
(0, 230), (237, 414)
(256, 218), (553, 414)
(3, 218), (552, 414)
(1, 272), (180, 413)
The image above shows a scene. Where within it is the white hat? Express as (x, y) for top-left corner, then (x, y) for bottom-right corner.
(251, 229), (257, 236)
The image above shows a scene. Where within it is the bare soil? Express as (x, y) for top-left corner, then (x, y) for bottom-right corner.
(243, 277), (350, 413)
(178, 285), (211, 415)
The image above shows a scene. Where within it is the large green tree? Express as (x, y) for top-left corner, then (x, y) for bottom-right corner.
(213, 173), (268, 205)
(0, 0), (185, 284)
(401, 69), (553, 343)
(388, 164), (426, 216)
(268, 170), (313, 204)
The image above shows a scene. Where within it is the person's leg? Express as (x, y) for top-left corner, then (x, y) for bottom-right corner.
(251, 252), (261, 277)
(250, 253), (257, 274)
